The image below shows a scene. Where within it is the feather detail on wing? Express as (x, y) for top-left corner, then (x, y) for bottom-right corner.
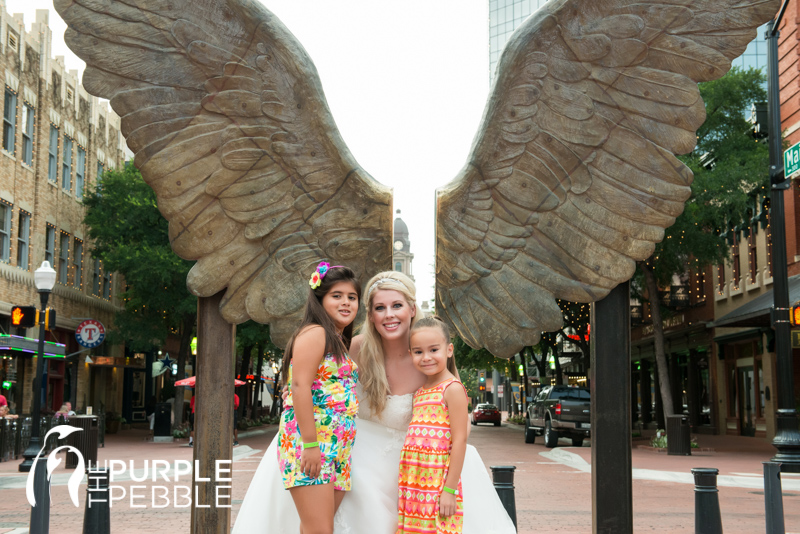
(436, 0), (778, 358)
(54, 0), (392, 346)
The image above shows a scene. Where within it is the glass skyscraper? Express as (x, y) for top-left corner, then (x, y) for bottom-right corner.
(489, 0), (767, 83)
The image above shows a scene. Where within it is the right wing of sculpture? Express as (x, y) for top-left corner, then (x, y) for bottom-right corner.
(54, 0), (392, 345)
(436, 0), (779, 358)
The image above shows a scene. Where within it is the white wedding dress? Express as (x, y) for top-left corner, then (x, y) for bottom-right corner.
(233, 386), (516, 533)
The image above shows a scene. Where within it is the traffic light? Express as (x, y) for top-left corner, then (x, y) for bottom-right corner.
(43, 308), (57, 330)
(11, 306), (37, 328)
(791, 302), (800, 326)
(478, 370), (486, 392)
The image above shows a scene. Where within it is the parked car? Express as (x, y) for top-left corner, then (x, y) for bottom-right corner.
(524, 385), (590, 447)
(471, 403), (501, 426)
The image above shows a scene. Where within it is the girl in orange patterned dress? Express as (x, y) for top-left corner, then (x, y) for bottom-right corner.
(397, 316), (468, 534)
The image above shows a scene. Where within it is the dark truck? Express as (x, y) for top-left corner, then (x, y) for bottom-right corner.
(524, 385), (591, 447)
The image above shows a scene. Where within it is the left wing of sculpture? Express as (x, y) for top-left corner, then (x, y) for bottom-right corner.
(436, 0), (779, 358)
(54, 0), (392, 346)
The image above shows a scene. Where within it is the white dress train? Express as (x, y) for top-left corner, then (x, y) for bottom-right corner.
(232, 388), (516, 533)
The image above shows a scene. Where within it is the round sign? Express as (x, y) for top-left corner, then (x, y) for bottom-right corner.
(76, 319), (105, 349)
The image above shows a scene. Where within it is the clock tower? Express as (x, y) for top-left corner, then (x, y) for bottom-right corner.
(392, 210), (414, 281)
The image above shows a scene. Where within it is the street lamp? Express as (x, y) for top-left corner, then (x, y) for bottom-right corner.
(19, 261), (57, 531)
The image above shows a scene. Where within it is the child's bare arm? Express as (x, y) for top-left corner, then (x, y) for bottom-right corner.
(440, 383), (468, 517)
(290, 325), (326, 478)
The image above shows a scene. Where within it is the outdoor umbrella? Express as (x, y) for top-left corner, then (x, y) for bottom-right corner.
(175, 376), (247, 387)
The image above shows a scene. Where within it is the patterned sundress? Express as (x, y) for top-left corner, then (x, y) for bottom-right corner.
(277, 352), (359, 490)
(397, 377), (466, 534)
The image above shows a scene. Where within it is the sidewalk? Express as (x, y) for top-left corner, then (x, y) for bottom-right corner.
(0, 421), (798, 533)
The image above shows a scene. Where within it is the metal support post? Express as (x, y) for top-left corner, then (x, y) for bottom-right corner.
(692, 468), (722, 534)
(766, 15), (800, 472)
(763, 462), (785, 534)
(83, 468), (110, 534)
(590, 282), (632, 534)
(491, 465), (517, 531)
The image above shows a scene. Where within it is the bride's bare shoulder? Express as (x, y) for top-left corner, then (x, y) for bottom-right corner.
(349, 335), (364, 363)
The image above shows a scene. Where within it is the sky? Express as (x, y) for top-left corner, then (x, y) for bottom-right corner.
(8, 0), (491, 307)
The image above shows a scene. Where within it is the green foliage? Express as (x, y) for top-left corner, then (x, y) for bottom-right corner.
(647, 67), (770, 285)
(236, 321), (283, 356)
(458, 367), (479, 398)
(452, 337), (509, 371)
(83, 163), (196, 351)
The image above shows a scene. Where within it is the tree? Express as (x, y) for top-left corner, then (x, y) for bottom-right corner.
(638, 67), (769, 422)
(83, 163), (197, 428)
(235, 321), (283, 419)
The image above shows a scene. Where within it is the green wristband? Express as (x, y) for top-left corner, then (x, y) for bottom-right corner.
(302, 441), (319, 449)
(442, 485), (458, 495)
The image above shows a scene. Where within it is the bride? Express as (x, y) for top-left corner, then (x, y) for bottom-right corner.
(233, 271), (516, 533)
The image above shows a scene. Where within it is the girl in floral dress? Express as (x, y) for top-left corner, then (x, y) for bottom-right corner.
(277, 262), (361, 533)
(397, 316), (468, 534)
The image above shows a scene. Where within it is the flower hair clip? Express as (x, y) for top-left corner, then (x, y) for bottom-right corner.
(308, 261), (344, 289)
(309, 262), (330, 289)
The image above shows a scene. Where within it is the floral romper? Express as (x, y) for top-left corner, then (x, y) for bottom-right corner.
(277, 352), (358, 490)
(397, 377), (466, 534)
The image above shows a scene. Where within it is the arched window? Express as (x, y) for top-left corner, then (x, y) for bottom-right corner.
(395, 262), (402, 272)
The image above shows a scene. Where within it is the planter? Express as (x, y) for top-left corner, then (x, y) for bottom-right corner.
(106, 420), (121, 434)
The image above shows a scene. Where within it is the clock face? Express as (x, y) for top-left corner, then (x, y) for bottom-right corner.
(394, 240), (404, 251)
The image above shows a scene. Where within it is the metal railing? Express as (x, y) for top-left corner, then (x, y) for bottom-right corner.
(0, 414), (76, 461)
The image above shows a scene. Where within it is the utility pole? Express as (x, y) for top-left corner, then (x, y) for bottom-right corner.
(766, 4), (800, 471)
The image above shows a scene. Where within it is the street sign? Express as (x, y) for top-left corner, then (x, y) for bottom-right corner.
(784, 140), (800, 178)
(75, 319), (105, 349)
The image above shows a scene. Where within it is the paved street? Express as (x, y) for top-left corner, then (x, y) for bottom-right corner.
(0, 420), (798, 533)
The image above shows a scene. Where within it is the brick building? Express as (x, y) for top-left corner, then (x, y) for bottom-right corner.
(0, 9), (130, 417)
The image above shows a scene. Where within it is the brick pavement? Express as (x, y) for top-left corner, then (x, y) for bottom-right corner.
(0, 423), (798, 533)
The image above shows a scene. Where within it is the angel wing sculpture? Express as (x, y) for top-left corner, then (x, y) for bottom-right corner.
(436, 0), (779, 357)
(53, 0), (393, 346)
(54, 0), (778, 355)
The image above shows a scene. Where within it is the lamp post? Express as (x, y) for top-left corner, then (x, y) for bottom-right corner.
(19, 261), (57, 532)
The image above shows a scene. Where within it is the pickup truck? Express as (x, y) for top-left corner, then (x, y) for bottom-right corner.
(524, 385), (591, 447)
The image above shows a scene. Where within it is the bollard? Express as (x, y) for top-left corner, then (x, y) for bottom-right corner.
(491, 465), (517, 531)
(29, 456), (51, 534)
(692, 468), (722, 534)
(83, 468), (110, 534)
(763, 462), (785, 534)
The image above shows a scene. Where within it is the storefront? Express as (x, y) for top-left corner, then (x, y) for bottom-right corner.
(0, 333), (66, 414)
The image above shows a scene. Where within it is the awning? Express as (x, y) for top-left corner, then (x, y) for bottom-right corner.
(711, 274), (800, 328)
(0, 334), (66, 358)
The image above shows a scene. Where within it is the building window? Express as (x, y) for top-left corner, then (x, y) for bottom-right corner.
(58, 232), (70, 284)
(7, 30), (17, 51)
(716, 264), (724, 294)
(73, 238), (83, 288)
(62, 136), (73, 191)
(16, 210), (30, 270)
(97, 161), (104, 187)
(45, 224), (55, 265)
(3, 88), (16, 155)
(92, 257), (101, 296)
(748, 231), (757, 284)
(102, 269), (111, 299)
(0, 200), (11, 262)
(48, 126), (58, 182)
(732, 233), (741, 289)
(76, 147), (86, 199)
(21, 103), (34, 166)
(395, 262), (402, 272)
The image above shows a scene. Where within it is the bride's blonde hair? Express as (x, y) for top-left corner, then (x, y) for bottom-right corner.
(358, 271), (419, 416)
